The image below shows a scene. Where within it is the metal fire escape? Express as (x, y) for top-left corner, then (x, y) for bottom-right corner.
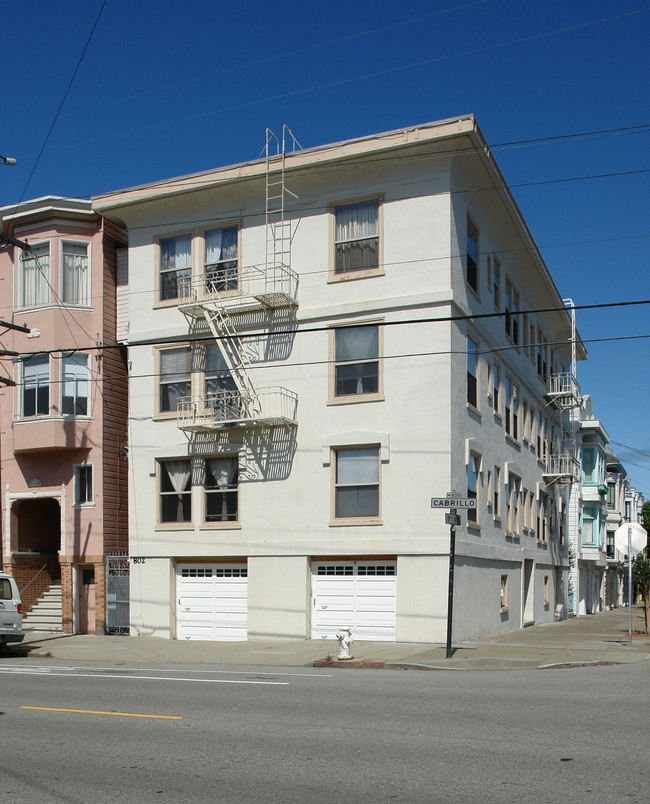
(543, 299), (581, 485)
(176, 127), (300, 433)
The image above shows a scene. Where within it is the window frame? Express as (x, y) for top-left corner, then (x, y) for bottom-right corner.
(73, 463), (94, 507)
(156, 231), (193, 304)
(466, 216), (479, 294)
(494, 465), (501, 520)
(329, 322), (383, 404)
(156, 345), (192, 417)
(467, 335), (479, 410)
(201, 224), (240, 296)
(158, 458), (193, 528)
(60, 239), (91, 307)
(504, 277), (519, 344)
(329, 197), (383, 281)
(202, 455), (240, 527)
(467, 452), (481, 526)
(19, 241), (51, 309)
(22, 354), (50, 418)
(61, 353), (90, 416)
(500, 575), (509, 612)
(331, 445), (381, 525)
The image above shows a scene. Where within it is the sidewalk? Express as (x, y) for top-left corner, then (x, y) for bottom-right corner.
(10, 607), (650, 671)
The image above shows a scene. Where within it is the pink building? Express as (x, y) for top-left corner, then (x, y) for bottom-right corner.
(0, 197), (128, 634)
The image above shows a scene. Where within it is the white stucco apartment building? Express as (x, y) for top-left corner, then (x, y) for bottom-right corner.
(93, 115), (583, 643)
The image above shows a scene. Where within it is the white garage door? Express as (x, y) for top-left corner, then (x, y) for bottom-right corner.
(311, 561), (397, 641)
(176, 564), (247, 641)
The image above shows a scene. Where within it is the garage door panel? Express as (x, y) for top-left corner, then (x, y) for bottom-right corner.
(311, 561), (396, 641)
(177, 564), (247, 641)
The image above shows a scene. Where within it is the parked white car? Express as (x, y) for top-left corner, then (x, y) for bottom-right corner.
(0, 573), (24, 648)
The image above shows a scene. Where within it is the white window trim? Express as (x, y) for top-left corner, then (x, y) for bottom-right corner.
(73, 462), (94, 508)
(328, 320), (384, 404)
(60, 239), (92, 307)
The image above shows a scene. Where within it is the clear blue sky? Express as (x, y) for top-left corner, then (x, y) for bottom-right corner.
(2, 0), (649, 494)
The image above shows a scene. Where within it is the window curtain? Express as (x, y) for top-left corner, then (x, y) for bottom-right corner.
(165, 460), (191, 522)
(62, 244), (88, 305)
(335, 202), (377, 242)
(205, 344), (237, 392)
(21, 246), (50, 307)
(335, 326), (378, 362)
(161, 235), (191, 271)
(207, 457), (238, 521)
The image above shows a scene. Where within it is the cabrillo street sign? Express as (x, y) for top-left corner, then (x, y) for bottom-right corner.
(431, 496), (476, 509)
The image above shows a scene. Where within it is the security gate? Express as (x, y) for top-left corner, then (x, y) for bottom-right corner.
(106, 553), (130, 634)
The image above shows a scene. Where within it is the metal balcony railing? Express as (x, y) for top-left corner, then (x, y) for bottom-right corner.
(543, 454), (579, 484)
(177, 262), (298, 318)
(177, 387), (298, 433)
(546, 372), (580, 409)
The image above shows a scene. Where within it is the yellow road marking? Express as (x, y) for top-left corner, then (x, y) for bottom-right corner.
(20, 706), (182, 720)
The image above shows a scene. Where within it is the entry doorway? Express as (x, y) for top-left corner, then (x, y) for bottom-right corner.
(522, 559), (534, 626)
(78, 566), (96, 634)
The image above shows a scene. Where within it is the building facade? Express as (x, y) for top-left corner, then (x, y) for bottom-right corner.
(0, 197), (128, 633)
(93, 117), (581, 643)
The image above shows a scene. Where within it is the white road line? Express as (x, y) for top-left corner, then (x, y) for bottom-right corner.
(0, 668), (288, 685)
(6, 663), (332, 679)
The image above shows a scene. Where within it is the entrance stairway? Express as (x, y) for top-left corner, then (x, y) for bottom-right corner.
(22, 583), (63, 632)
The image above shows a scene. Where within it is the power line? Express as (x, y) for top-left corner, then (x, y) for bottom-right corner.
(7, 297), (650, 361)
(14, 8), (650, 166)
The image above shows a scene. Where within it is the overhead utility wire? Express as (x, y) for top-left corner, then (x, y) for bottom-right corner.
(0, 0), (488, 138)
(13, 2), (106, 205)
(21, 7), (650, 162)
(10, 298), (650, 360)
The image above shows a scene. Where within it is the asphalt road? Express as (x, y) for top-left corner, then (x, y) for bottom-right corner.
(0, 659), (648, 803)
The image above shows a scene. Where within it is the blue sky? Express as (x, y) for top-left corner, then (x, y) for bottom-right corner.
(1, 0), (649, 493)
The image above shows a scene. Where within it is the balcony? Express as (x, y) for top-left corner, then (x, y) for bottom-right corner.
(177, 263), (298, 319)
(13, 416), (93, 453)
(177, 387), (298, 433)
(546, 372), (580, 409)
(543, 454), (579, 484)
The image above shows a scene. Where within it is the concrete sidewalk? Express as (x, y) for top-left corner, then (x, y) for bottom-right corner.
(9, 607), (650, 671)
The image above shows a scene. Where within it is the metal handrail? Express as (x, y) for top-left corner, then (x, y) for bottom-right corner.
(19, 561), (49, 595)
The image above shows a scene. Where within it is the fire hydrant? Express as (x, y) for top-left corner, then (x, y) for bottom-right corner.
(336, 627), (353, 660)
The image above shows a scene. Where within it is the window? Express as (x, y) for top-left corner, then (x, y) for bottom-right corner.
(159, 347), (191, 413)
(334, 447), (380, 520)
(62, 354), (89, 415)
(333, 200), (379, 275)
(467, 453), (480, 524)
(204, 342), (238, 415)
(493, 256), (500, 308)
(467, 336), (478, 408)
(544, 575), (550, 607)
(606, 531), (615, 559)
(505, 378), (518, 439)
(333, 325), (380, 399)
(486, 469), (493, 510)
(160, 459), (191, 524)
(20, 243), (50, 308)
(607, 482), (616, 509)
(500, 575), (508, 612)
(204, 226), (238, 293)
(62, 242), (89, 305)
(493, 363), (500, 414)
(160, 234), (191, 301)
(522, 401), (529, 442)
(74, 464), (93, 505)
(582, 448), (595, 483)
(466, 217), (479, 293)
(23, 354), (49, 417)
(504, 278), (519, 343)
(506, 475), (520, 537)
(494, 466), (501, 519)
(582, 507), (596, 545)
(537, 412), (545, 460)
(522, 489), (529, 531)
(204, 457), (238, 523)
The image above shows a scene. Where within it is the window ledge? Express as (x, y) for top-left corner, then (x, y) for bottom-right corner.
(328, 269), (384, 283)
(72, 503), (95, 510)
(329, 519), (382, 527)
(199, 523), (242, 531)
(328, 394), (385, 406)
(505, 434), (520, 448)
(155, 523), (194, 531)
(467, 404), (481, 418)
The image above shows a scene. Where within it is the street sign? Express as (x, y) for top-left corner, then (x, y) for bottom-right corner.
(431, 497), (476, 509)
